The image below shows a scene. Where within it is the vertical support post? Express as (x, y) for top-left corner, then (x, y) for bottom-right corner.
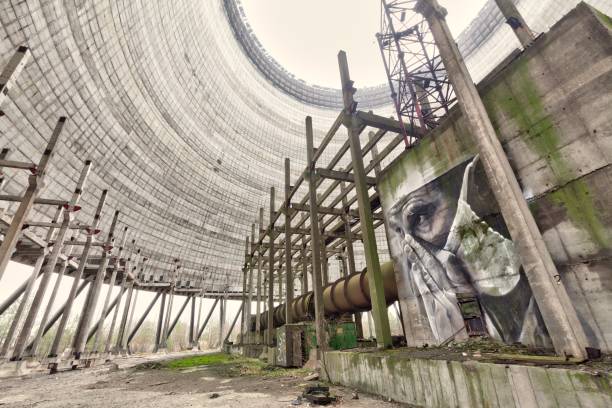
(267, 187), (275, 348)
(0, 46), (30, 108)
(240, 236), (248, 343)
(246, 223), (256, 343)
(223, 303), (243, 345)
(301, 236), (308, 294)
(72, 209), (119, 358)
(493, 0), (535, 47)
(284, 157), (294, 363)
(161, 262), (179, 349)
(27, 234), (76, 357)
(189, 294), (196, 348)
(256, 207), (263, 344)
(12, 159), (92, 361)
(127, 291), (161, 348)
(154, 292), (167, 352)
(219, 296), (226, 347)
(306, 116), (327, 358)
(0, 204), (62, 357)
(48, 191), (108, 359)
(115, 247), (140, 353)
(0, 117), (65, 281)
(417, 0), (588, 359)
(196, 297), (218, 341)
(92, 226), (128, 353)
(338, 50), (392, 349)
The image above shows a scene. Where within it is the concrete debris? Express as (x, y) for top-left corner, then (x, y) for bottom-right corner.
(351, 392), (359, 400)
(208, 393), (220, 399)
(304, 372), (319, 381)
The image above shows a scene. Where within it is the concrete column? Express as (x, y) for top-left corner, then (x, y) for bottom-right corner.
(338, 51), (392, 349)
(154, 292), (167, 352)
(267, 187), (275, 347)
(0, 118), (65, 281)
(219, 296), (226, 347)
(223, 303), (243, 345)
(417, 0), (588, 359)
(320, 236), (329, 285)
(115, 246), (140, 353)
(160, 263), (179, 349)
(72, 209), (119, 358)
(92, 226), (128, 353)
(48, 191), (108, 359)
(278, 257), (283, 305)
(340, 181), (357, 276)
(301, 237), (308, 294)
(305, 116), (327, 357)
(11, 160), (92, 361)
(26, 235), (76, 358)
(121, 284), (137, 352)
(246, 223), (256, 343)
(240, 236), (248, 343)
(255, 208), (263, 344)
(0, 45), (30, 107)
(494, 0), (535, 48)
(189, 295), (196, 348)
(0, 252), (46, 358)
(127, 291), (160, 349)
(340, 249), (348, 278)
(196, 297), (218, 342)
(102, 272), (127, 355)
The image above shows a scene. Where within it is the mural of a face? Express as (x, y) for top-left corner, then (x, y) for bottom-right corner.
(386, 157), (551, 347)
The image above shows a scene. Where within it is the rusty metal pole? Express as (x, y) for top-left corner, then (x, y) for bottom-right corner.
(338, 51), (392, 349)
(306, 116), (327, 358)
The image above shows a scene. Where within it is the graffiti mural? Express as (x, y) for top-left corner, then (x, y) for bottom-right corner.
(385, 156), (551, 348)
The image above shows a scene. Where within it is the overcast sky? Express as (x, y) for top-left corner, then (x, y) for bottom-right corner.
(241, 0), (487, 87)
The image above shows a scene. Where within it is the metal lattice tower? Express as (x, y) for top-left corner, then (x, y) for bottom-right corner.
(377, 0), (456, 147)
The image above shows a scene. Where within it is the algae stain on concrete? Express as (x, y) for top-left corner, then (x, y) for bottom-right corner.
(484, 59), (610, 249)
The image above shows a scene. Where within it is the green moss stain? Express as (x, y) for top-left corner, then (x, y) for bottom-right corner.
(550, 181), (611, 248)
(485, 59), (610, 249)
(593, 8), (612, 29)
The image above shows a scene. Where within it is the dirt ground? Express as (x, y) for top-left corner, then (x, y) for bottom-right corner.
(0, 352), (405, 407)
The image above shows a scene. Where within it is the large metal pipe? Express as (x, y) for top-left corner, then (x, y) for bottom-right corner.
(251, 261), (397, 330)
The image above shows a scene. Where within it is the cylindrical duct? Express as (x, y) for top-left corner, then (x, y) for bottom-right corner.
(250, 261), (397, 330)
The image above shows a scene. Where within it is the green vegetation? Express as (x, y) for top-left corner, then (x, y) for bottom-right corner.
(159, 352), (312, 378)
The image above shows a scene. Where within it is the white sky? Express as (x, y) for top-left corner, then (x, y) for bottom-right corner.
(241, 0), (487, 87)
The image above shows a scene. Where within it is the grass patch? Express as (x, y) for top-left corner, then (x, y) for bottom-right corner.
(160, 352), (312, 378)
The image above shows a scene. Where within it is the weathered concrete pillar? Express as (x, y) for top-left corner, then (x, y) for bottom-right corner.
(0, 117), (65, 281)
(306, 116), (327, 358)
(92, 227), (128, 353)
(11, 160), (92, 361)
(0, 45), (30, 107)
(115, 247), (140, 353)
(416, 0), (588, 359)
(494, 0), (535, 48)
(72, 209), (119, 358)
(160, 262), (179, 349)
(26, 235), (77, 358)
(267, 187), (275, 348)
(219, 296), (226, 347)
(240, 236), (248, 343)
(340, 248), (348, 277)
(338, 51), (392, 349)
(48, 191), (108, 359)
(340, 181), (357, 276)
(196, 297), (218, 342)
(127, 291), (160, 349)
(0, 205), (63, 357)
(189, 294), (196, 348)
(154, 291), (167, 352)
(255, 208), (263, 344)
(246, 223), (256, 344)
(0, 253), (46, 358)
(301, 235), (308, 294)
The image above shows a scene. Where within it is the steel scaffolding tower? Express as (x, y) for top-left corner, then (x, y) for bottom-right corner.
(377, 0), (456, 147)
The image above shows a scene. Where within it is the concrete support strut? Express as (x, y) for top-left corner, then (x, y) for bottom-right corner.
(48, 190), (107, 358)
(11, 158), (90, 361)
(267, 187), (275, 347)
(338, 51), (392, 349)
(416, 0), (588, 359)
(72, 208), (119, 358)
(0, 117), (65, 281)
(0, 45), (30, 107)
(493, 0), (535, 48)
(196, 297), (219, 341)
(127, 291), (161, 346)
(305, 116), (327, 358)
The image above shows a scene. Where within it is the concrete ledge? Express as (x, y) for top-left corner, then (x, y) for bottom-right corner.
(225, 343), (266, 359)
(322, 350), (612, 407)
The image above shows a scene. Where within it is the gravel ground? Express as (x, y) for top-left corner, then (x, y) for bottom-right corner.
(0, 351), (405, 407)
